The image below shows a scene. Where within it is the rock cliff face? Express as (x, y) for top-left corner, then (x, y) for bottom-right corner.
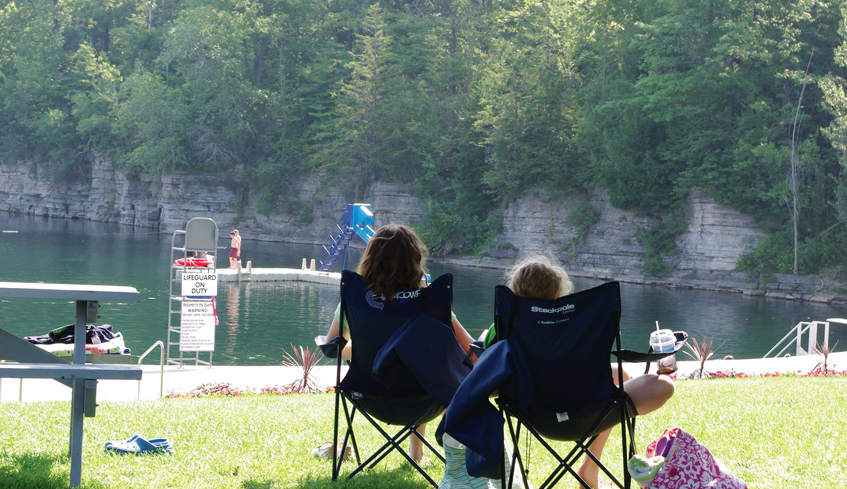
(0, 158), (842, 303)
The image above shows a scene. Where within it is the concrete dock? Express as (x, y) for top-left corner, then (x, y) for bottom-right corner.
(216, 266), (340, 284)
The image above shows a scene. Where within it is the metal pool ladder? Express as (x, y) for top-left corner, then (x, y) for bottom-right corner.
(763, 318), (846, 358)
(137, 341), (164, 399)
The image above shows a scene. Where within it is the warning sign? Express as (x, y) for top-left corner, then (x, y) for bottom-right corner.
(181, 272), (218, 297)
(180, 300), (216, 352)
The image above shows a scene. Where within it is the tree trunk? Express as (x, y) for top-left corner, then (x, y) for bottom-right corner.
(789, 55), (812, 275)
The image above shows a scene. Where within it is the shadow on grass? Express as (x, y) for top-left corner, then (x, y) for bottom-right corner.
(244, 465), (438, 489)
(0, 451), (114, 489)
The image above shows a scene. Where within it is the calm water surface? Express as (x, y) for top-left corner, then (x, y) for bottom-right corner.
(1, 213), (845, 365)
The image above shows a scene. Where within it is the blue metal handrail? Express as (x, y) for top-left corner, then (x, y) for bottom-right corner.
(318, 204), (375, 271)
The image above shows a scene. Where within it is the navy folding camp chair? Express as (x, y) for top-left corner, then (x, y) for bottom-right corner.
(494, 282), (636, 488)
(445, 281), (684, 489)
(324, 270), (471, 486)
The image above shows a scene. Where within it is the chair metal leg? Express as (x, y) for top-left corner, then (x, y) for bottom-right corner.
(504, 400), (634, 489)
(412, 427), (446, 463)
(349, 419), (436, 486)
(332, 385), (341, 481)
(364, 424), (414, 470)
(339, 398), (361, 465)
(504, 406), (570, 489)
(339, 395), (442, 487)
(503, 411), (530, 489)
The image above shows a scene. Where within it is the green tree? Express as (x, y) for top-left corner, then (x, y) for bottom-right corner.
(158, 3), (264, 171)
(70, 43), (121, 157)
(821, 3), (847, 225)
(472, 0), (583, 200)
(113, 70), (190, 174)
(319, 4), (393, 194)
(0, 1), (74, 164)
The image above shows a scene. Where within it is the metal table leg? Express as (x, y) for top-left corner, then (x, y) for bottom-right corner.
(68, 300), (87, 487)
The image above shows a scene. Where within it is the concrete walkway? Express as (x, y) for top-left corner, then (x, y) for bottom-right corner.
(2, 352), (844, 404)
(0, 363), (346, 403)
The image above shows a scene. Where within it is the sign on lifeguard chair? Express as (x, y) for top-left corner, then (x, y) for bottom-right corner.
(181, 271), (218, 297)
(180, 300), (216, 352)
(180, 271), (217, 353)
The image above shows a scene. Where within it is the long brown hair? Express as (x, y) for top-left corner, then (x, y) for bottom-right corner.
(356, 224), (428, 300)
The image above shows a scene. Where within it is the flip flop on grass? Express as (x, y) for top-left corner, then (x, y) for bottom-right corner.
(105, 435), (174, 455)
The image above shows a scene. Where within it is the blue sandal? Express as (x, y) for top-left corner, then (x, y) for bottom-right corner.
(105, 435), (173, 454)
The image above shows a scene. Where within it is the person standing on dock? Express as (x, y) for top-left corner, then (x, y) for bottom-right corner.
(228, 229), (242, 269)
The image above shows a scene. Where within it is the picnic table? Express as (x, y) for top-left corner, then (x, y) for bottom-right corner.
(0, 282), (142, 488)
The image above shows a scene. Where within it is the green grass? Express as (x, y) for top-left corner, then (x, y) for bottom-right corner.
(0, 377), (845, 488)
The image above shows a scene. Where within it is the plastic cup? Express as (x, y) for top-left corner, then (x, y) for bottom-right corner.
(650, 329), (677, 371)
(649, 329), (675, 353)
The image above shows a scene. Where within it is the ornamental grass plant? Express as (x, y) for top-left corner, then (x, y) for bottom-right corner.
(0, 376), (845, 488)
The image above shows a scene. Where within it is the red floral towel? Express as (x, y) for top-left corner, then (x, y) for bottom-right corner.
(645, 428), (747, 489)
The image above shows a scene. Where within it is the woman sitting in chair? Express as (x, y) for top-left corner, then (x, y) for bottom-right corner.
(471, 256), (675, 489)
(325, 223), (477, 463)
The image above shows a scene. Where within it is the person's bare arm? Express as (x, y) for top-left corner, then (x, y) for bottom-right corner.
(326, 316), (352, 360)
(451, 316), (478, 363)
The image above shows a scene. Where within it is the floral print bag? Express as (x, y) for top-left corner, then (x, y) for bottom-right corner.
(643, 427), (748, 489)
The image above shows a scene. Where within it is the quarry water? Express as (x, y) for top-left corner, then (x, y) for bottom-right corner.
(1, 213), (845, 366)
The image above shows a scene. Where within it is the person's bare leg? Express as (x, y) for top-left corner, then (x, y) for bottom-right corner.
(576, 368), (674, 488)
(410, 423), (426, 463)
(576, 367), (631, 487)
(577, 427), (612, 488)
(625, 373), (675, 415)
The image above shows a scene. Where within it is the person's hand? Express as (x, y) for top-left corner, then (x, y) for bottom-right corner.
(237, 253), (241, 259)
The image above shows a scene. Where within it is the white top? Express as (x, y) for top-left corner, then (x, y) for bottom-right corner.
(0, 282), (140, 302)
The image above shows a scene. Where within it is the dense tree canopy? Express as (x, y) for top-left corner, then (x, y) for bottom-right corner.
(3, 0), (847, 277)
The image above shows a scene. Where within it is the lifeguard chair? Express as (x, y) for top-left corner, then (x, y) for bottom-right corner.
(167, 218), (220, 367)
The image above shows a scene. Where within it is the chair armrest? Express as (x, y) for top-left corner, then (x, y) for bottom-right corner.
(613, 331), (689, 374)
(469, 341), (485, 359)
(612, 349), (676, 363)
(316, 336), (347, 359)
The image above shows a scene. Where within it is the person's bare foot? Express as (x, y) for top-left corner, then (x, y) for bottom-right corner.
(576, 463), (598, 488)
(409, 439), (423, 461)
(409, 440), (424, 464)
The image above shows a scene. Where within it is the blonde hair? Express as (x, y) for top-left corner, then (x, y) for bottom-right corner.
(356, 224), (428, 300)
(506, 255), (573, 300)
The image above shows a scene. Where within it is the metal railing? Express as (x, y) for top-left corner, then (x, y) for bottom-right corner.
(763, 319), (840, 358)
(137, 340), (165, 399)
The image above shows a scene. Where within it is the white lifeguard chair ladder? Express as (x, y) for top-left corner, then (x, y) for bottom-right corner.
(167, 217), (219, 368)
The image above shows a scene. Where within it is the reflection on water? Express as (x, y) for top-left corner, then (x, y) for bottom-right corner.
(616, 283), (843, 357)
(221, 283), (241, 359)
(1, 212), (845, 365)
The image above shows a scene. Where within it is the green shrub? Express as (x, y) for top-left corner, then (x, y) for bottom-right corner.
(737, 225), (847, 279)
(566, 201), (600, 241)
(636, 210), (686, 276)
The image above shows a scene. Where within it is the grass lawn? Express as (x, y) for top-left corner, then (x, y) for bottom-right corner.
(0, 376), (845, 488)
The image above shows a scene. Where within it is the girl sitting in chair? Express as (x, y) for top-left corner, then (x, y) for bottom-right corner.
(456, 255), (675, 489)
(325, 223), (477, 463)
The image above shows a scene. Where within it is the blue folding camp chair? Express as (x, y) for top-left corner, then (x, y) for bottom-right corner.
(324, 270), (471, 486)
(445, 281), (684, 489)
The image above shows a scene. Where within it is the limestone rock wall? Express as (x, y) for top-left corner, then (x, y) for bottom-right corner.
(0, 158), (422, 243)
(0, 158), (843, 303)
(468, 189), (764, 276)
